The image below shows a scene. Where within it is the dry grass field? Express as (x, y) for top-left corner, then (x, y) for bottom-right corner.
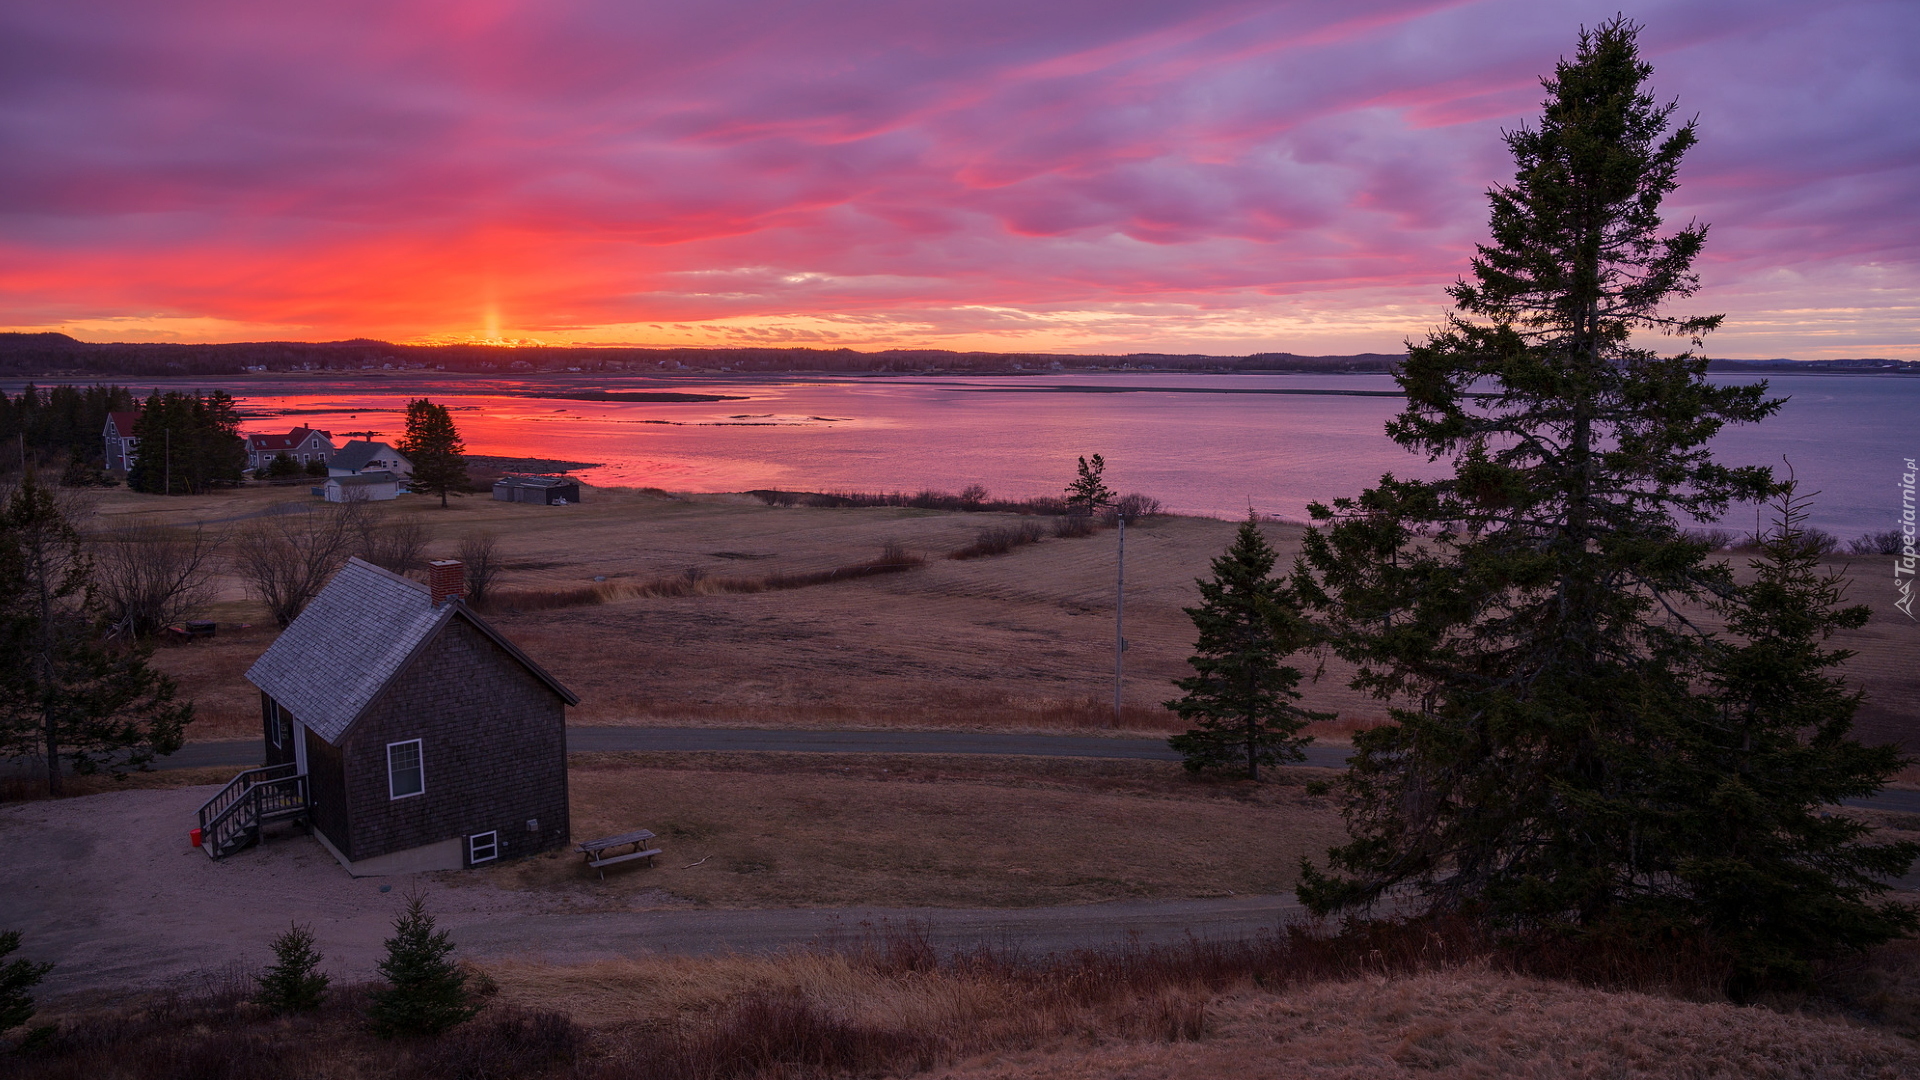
(88, 480), (1917, 756)
(20, 930), (1920, 1080)
(477, 752), (1346, 908)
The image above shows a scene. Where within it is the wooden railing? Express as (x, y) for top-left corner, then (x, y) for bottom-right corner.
(198, 762), (303, 858)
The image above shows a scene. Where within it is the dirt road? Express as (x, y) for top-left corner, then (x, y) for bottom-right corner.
(159, 729), (1920, 815)
(0, 786), (1304, 1002)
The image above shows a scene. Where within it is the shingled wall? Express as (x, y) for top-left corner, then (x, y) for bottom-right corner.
(336, 616), (571, 864)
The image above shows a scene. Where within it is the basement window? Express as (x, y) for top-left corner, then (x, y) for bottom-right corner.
(387, 739), (424, 799)
(468, 831), (498, 865)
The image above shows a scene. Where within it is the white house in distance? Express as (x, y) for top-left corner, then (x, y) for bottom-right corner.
(246, 427), (337, 471)
(103, 411), (140, 472)
(329, 441), (413, 481)
(320, 472), (403, 503)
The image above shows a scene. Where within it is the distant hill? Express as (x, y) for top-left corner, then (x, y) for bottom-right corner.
(1, 332), (1911, 378)
(0, 334), (1411, 377)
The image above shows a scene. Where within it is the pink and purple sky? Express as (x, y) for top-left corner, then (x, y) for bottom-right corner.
(0, 1), (1913, 357)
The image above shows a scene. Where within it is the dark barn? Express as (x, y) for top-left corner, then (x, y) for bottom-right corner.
(201, 558), (578, 875)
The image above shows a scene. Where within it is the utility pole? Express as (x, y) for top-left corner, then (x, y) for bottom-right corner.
(164, 427), (171, 496)
(1113, 512), (1126, 726)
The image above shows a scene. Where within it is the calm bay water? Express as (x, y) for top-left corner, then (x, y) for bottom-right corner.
(38, 370), (1919, 539)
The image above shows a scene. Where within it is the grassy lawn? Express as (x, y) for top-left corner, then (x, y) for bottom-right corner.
(472, 752), (1347, 908)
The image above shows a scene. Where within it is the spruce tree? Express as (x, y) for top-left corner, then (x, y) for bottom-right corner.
(366, 896), (480, 1037)
(1295, 19), (1784, 935)
(399, 399), (469, 508)
(0, 931), (53, 1036)
(254, 923), (329, 1015)
(126, 390), (245, 494)
(0, 475), (189, 795)
(1641, 481), (1917, 988)
(1167, 516), (1329, 778)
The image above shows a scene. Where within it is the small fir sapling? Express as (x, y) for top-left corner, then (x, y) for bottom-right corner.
(366, 896), (481, 1037)
(0, 930), (53, 1041)
(253, 923), (329, 1015)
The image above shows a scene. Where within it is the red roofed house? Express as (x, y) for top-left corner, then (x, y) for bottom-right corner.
(246, 427), (338, 471)
(103, 411), (140, 473)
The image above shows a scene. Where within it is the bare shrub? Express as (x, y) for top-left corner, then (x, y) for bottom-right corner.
(1683, 527), (1739, 550)
(90, 524), (224, 638)
(612, 992), (935, 1080)
(489, 546), (927, 613)
(747, 487), (1072, 515)
(1110, 492), (1164, 522)
(1802, 527), (1841, 555)
(482, 585), (605, 613)
(457, 532), (504, 607)
(406, 1008), (580, 1078)
(950, 520), (1048, 559)
(230, 506), (361, 628)
(1053, 514), (1097, 538)
(340, 503), (431, 576)
(1850, 529), (1905, 555)
(1733, 525), (1842, 555)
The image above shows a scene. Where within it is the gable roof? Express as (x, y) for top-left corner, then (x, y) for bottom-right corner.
(331, 441), (410, 473)
(246, 558), (577, 744)
(327, 471), (400, 487)
(247, 427), (323, 452)
(106, 411), (139, 437)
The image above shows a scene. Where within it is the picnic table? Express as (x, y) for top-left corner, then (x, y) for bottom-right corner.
(576, 829), (661, 879)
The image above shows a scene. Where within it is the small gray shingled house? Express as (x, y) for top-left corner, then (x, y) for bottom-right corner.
(329, 440), (413, 480)
(243, 557), (578, 875)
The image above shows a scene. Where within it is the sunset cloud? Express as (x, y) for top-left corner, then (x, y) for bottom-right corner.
(0, 0), (1913, 356)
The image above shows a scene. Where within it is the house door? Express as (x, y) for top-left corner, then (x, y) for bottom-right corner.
(293, 720), (309, 775)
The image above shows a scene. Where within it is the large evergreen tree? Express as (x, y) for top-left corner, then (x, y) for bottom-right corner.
(399, 398), (469, 508)
(1167, 515), (1329, 778)
(0, 475), (190, 795)
(1294, 20), (1789, 939)
(126, 390), (245, 494)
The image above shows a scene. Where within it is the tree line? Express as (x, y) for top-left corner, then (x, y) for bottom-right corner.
(126, 390), (248, 494)
(0, 384), (134, 479)
(1164, 18), (1913, 995)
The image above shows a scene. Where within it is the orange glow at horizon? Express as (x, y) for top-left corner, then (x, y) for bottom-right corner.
(1, 1), (1913, 360)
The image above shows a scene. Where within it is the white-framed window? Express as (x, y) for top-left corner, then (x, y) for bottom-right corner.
(266, 701), (283, 748)
(387, 739), (424, 799)
(468, 831), (499, 865)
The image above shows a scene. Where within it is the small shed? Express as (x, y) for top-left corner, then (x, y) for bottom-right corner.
(322, 471), (401, 502)
(239, 558), (578, 875)
(494, 474), (582, 505)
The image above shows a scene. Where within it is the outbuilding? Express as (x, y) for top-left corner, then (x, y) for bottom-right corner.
(493, 474), (582, 505)
(207, 558), (579, 875)
(320, 471), (401, 502)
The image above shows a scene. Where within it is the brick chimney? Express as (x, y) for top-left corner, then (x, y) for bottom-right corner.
(427, 560), (465, 605)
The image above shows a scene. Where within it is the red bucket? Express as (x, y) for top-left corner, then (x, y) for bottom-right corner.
(190, 828), (203, 848)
